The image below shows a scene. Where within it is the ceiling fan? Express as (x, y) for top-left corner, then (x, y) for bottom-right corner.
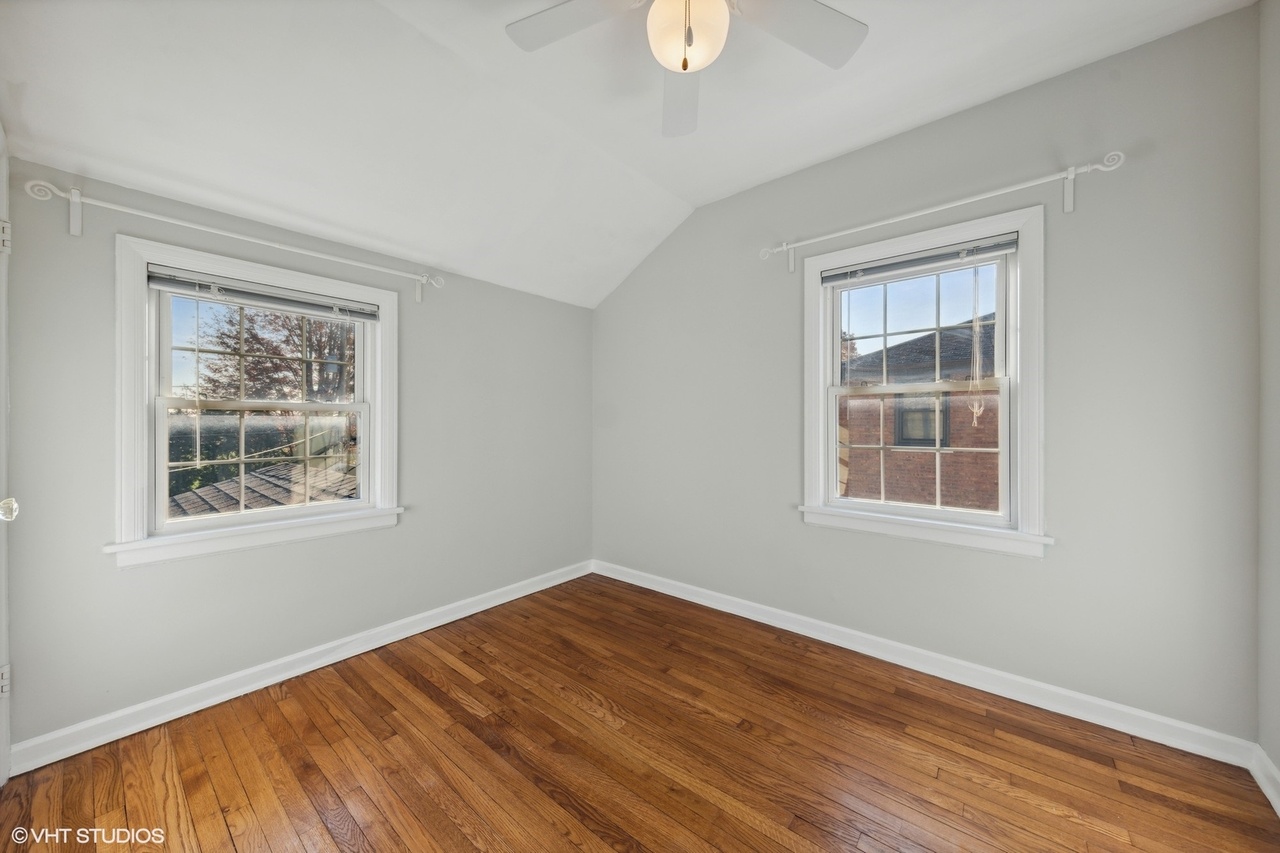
(506, 0), (869, 136)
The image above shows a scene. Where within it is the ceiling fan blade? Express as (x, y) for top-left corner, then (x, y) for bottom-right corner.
(506, 0), (640, 52)
(734, 0), (868, 69)
(662, 70), (700, 137)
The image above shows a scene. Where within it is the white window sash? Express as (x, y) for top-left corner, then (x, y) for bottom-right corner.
(152, 401), (372, 536)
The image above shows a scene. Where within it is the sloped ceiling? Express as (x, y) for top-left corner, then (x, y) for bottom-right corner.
(0, 0), (1253, 306)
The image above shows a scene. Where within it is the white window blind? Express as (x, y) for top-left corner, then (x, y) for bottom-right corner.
(148, 265), (380, 320)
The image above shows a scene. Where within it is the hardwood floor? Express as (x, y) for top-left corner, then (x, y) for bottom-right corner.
(2, 573), (1278, 852)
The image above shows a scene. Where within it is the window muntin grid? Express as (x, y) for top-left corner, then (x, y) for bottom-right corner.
(157, 293), (365, 525)
(830, 255), (1008, 515)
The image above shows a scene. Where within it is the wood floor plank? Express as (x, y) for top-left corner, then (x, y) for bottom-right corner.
(58, 752), (94, 853)
(208, 712), (308, 853)
(168, 716), (236, 853)
(3, 574), (1278, 852)
(87, 744), (124, 820)
(25, 763), (61, 853)
(345, 652), (576, 852)
(260, 696), (376, 853)
(241, 719), (340, 850)
(296, 672), (477, 852)
(0, 773), (32, 853)
(116, 733), (169, 853)
(141, 727), (199, 853)
(93, 808), (126, 853)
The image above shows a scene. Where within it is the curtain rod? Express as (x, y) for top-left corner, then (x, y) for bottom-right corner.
(761, 151), (1126, 272)
(23, 179), (445, 302)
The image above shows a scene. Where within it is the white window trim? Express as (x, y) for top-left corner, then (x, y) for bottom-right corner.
(107, 236), (401, 567)
(800, 206), (1052, 557)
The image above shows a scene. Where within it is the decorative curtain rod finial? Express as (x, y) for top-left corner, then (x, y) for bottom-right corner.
(1087, 151), (1125, 172)
(24, 179), (68, 201)
(415, 273), (445, 302)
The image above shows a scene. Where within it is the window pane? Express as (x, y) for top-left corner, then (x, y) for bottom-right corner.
(886, 275), (935, 333)
(837, 396), (880, 446)
(309, 413), (358, 457)
(939, 269), (976, 327)
(939, 325), (971, 380)
(243, 308), (303, 358)
(308, 458), (360, 503)
(245, 412), (305, 460)
(841, 285), (883, 338)
(305, 361), (355, 403)
(885, 332), (936, 384)
(243, 357), (304, 401)
(842, 339), (884, 385)
(837, 447), (879, 500)
(199, 411), (241, 462)
(197, 301), (240, 352)
(884, 450), (936, 506)
(198, 353), (242, 399)
(308, 318), (356, 363)
(167, 408), (198, 464)
(171, 297), (198, 349)
(947, 393), (999, 449)
(939, 323), (995, 380)
(243, 461), (307, 509)
(941, 452), (999, 511)
(168, 463), (241, 518)
(171, 351), (197, 398)
(977, 263), (997, 317)
(942, 320), (998, 376)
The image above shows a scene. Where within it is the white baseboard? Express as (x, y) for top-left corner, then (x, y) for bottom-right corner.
(1253, 747), (1280, 815)
(588, 560), (1280, 816)
(10, 560), (594, 775)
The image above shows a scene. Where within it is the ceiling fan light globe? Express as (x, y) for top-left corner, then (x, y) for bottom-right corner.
(647, 0), (730, 73)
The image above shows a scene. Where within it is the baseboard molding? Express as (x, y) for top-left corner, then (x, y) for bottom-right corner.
(589, 559), (1280, 815)
(10, 560), (594, 775)
(1253, 746), (1280, 815)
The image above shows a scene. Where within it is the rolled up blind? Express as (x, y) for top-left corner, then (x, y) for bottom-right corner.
(148, 265), (379, 320)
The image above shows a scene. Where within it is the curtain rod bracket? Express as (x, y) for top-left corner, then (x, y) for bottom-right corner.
(68, 188), (83, 236)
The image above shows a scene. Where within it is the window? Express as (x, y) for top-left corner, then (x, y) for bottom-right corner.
(801, 207), (1051, 556)
(108, 237), (400, 566)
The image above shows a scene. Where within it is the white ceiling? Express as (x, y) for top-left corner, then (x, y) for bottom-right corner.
(0, 0), (1253, 307)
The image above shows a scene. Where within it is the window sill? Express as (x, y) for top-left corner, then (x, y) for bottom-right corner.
(799, 505), (1052, 557)
(104, 506), (404, 567)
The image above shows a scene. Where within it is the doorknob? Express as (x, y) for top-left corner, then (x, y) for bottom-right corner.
(0, 498), (17, 522)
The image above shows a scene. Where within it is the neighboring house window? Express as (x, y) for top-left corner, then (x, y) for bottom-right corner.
(108, 237), (401, 566)
(893, 393), (950, 449)
(801, 207), (1051, 556)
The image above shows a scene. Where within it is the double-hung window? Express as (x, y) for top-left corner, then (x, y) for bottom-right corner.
(109, 237), (400, 566)
(801, 207), (1051, 556)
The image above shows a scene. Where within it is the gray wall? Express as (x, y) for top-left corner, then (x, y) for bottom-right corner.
(1260, 0), (1280, 760)
(6, 160), (593, 743)
(594, 9), (1261, 737)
